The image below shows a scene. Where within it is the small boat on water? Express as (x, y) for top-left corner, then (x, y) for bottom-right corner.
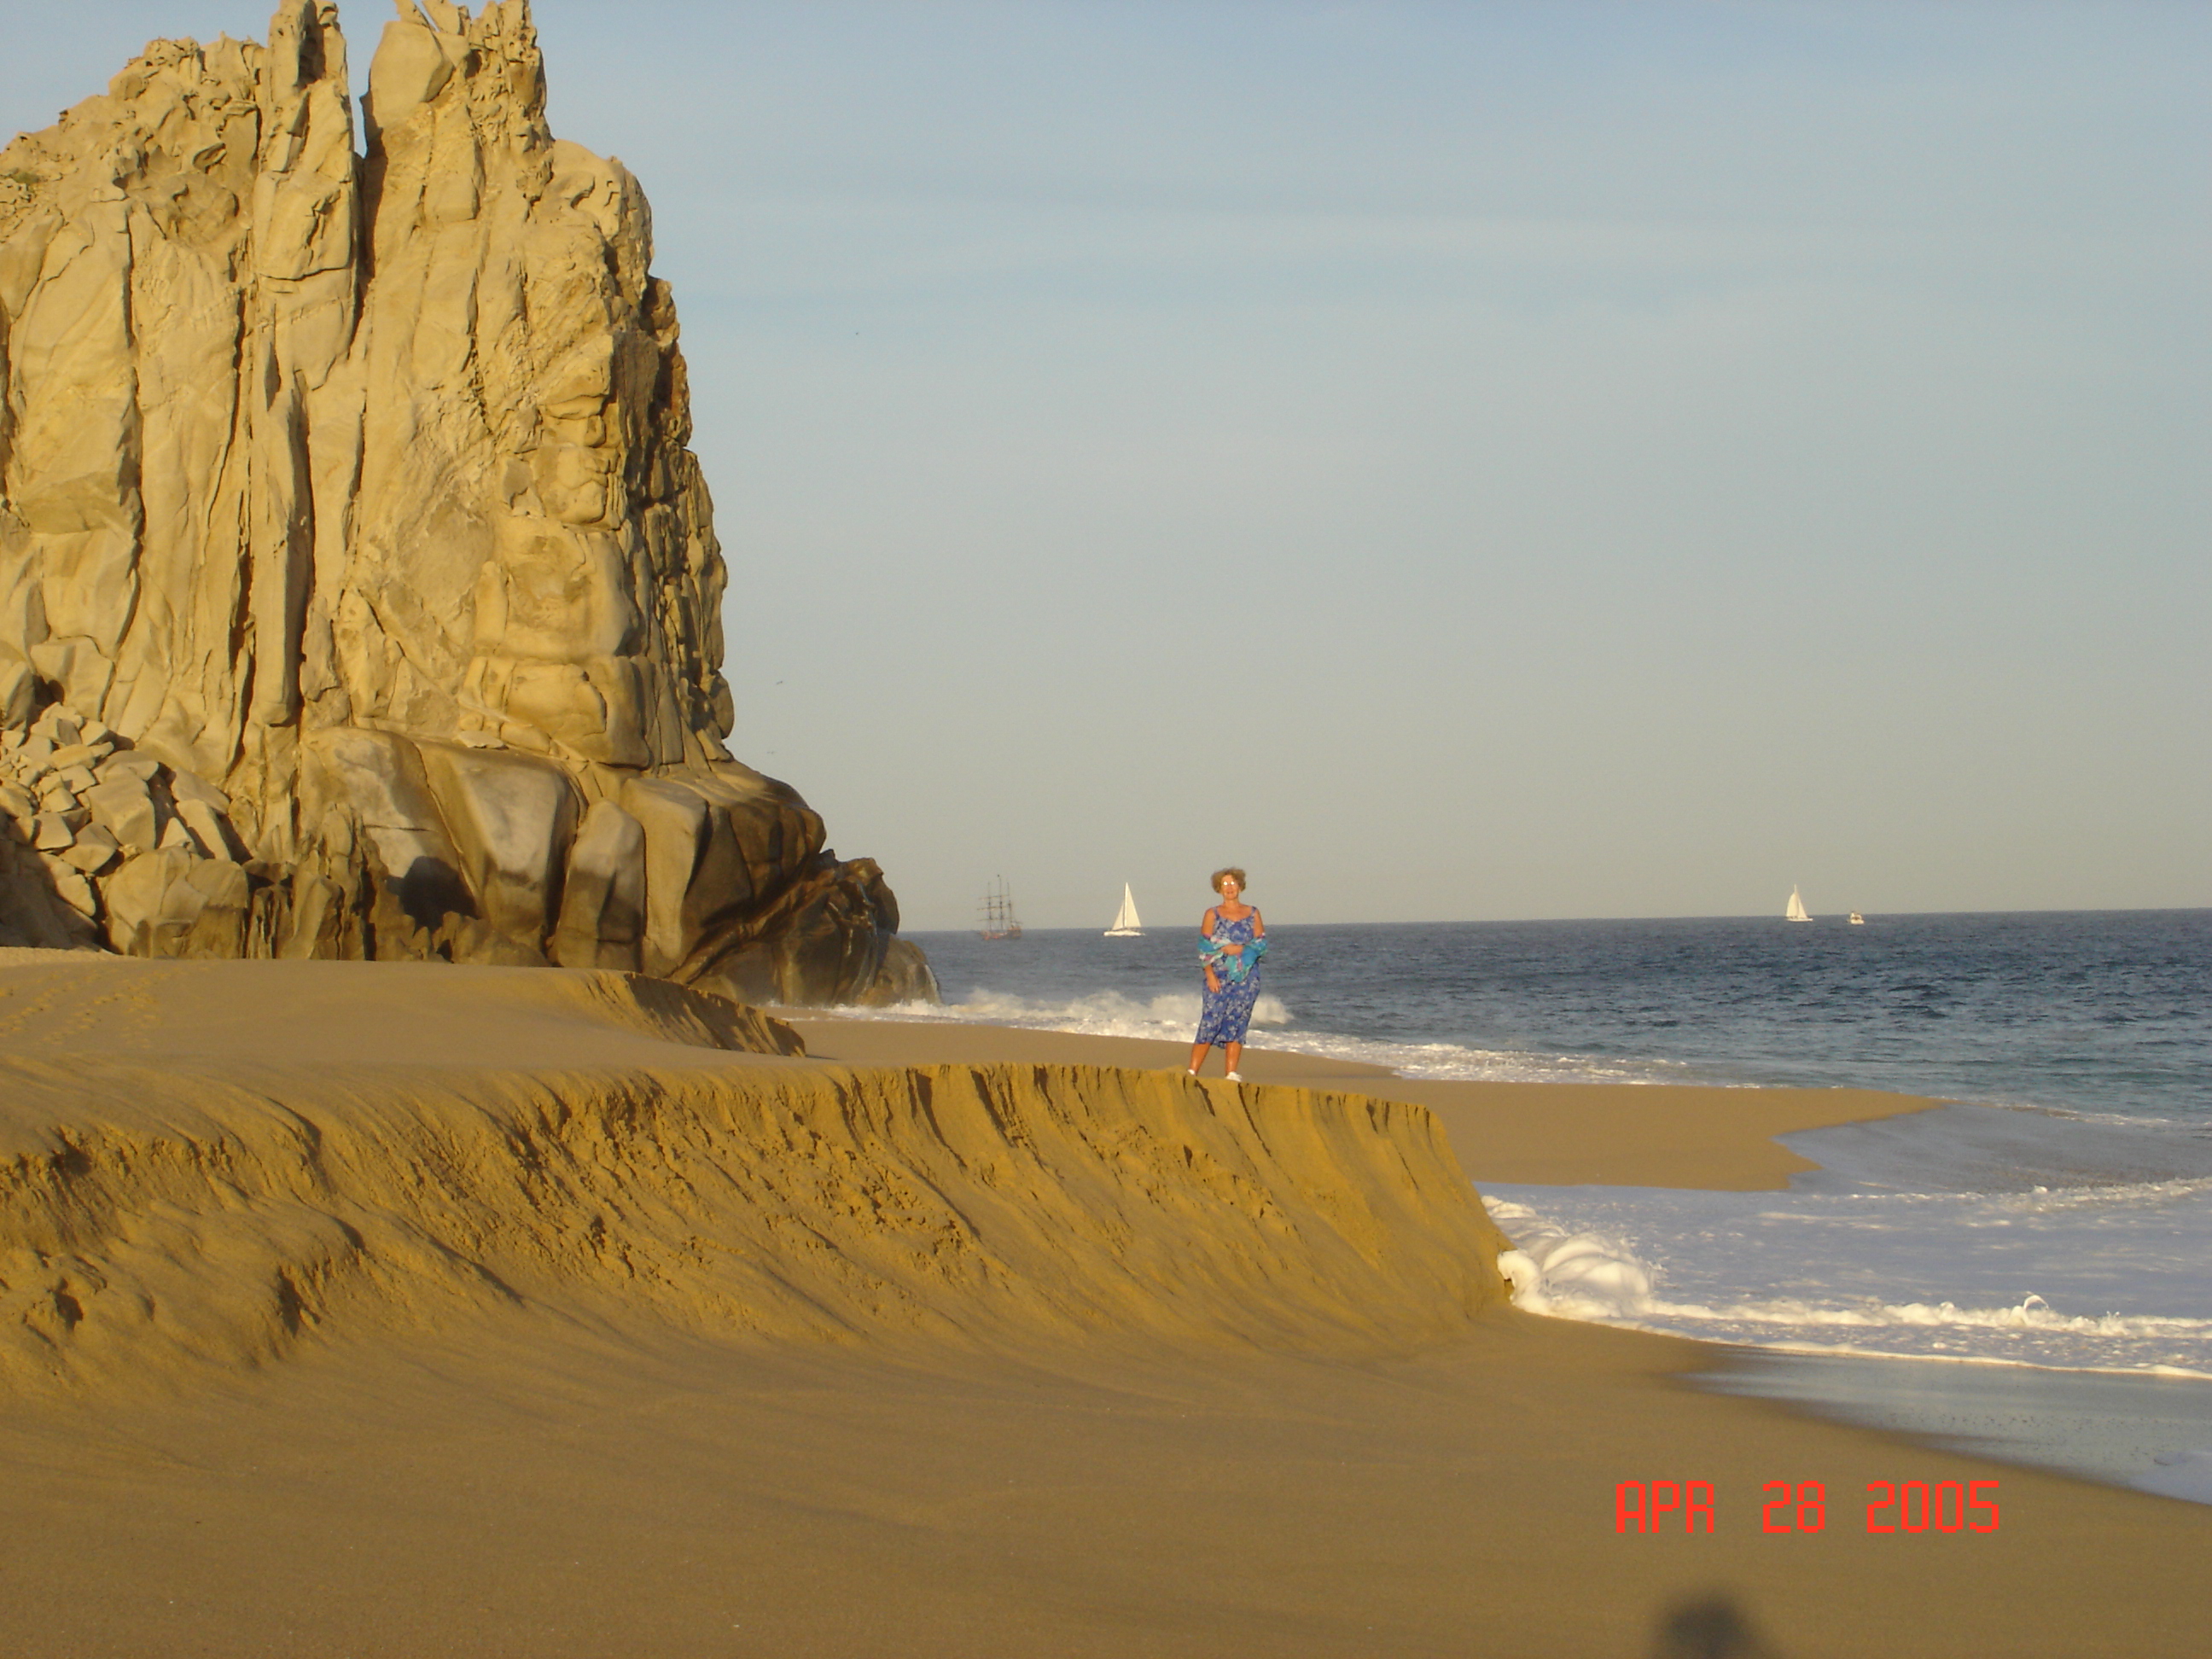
(1103, 882), (1144, 937)
(1848, 911), (1866, 926)
(1785, 886), (1813, 923)
(977, 876), (1022, 940)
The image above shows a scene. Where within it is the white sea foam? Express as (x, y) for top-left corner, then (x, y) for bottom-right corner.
(1493, 1224), (2212, 1377)
(1487, 1206), (1656, 1318)
(833, 988), (1294, 1041)
(1243, 1028), (1720, 1087)
(845, 990), (1717, 1086)
(1484, 1179), (2212, 1377)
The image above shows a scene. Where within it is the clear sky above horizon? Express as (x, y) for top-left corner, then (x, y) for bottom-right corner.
(5, 2), (2206, 930)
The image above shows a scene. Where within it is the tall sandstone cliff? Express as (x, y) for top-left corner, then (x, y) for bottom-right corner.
(0, 1), (932, 1004)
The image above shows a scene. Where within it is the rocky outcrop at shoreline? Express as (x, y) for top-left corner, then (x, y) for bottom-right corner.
(0, 2), (930, 1004)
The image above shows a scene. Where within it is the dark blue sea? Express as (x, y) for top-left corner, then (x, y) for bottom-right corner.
(905, 911), (2210, 1123)
(886, 911), (2212, 1495)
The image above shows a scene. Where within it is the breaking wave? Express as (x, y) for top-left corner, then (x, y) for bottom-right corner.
(853, 989), (1719, 1086)
(1485, 1194), (2212, 1378)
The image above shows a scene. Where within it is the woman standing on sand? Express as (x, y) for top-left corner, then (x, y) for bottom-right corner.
(1187, 868), (1266, 1081)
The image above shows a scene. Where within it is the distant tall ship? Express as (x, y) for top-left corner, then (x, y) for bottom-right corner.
(977, 876), (1022, 940)
(1103, 883), (1144, 937)
(1785, 886), (1813, 923)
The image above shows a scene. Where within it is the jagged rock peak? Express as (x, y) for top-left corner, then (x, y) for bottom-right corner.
(0, 3), (935, 1006)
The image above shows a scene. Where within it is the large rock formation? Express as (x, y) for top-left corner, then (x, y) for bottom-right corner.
(0, 1), (932, 1004)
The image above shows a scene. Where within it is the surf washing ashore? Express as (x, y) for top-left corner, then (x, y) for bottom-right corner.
(882, 911), (2212, 1498)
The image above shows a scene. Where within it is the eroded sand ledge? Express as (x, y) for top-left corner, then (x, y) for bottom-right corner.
(2, 954), (2206, 1657)
(0, 954), (1510, 1398)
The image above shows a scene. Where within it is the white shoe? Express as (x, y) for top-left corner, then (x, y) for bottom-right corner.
(1225, 1070), (1243, 1082)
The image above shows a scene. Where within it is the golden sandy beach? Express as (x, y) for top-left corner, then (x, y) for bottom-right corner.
(2, 953), (2204, 1657)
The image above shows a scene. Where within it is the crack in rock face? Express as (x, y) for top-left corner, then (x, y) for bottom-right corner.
(0, 1), (934, 1007)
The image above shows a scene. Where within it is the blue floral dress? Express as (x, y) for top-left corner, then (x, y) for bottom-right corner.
(1194, 909), (1267, 1046)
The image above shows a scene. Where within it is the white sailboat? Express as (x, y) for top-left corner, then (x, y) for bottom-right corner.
(1103, 882), (1144, 937)
(1785, 886), (1813, 923)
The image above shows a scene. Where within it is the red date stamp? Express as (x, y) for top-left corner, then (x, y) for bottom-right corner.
(1615, 1480), (2000, 1533)
(1860, 1479), (2000, 1534)
(1615, 1480), (1719, 1533)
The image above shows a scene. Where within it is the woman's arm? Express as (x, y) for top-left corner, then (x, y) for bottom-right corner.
(1201, 907), (1219, 938)
(1222, 914), (1266, 969)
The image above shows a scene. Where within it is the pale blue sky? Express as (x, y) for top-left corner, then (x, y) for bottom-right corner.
(7, 3), (2207, 928)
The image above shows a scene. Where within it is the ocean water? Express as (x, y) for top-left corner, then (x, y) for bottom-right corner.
(892, 910), (2212, 1498)
(902, 911), (2209, 1115)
